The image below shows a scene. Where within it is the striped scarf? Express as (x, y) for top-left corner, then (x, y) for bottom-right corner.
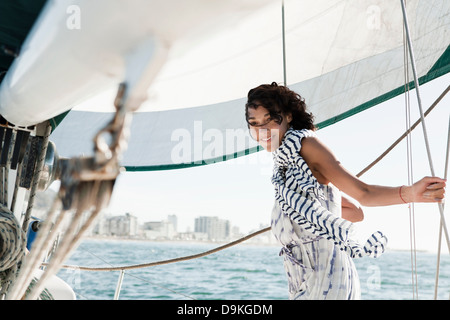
(271, 128), (387, 258)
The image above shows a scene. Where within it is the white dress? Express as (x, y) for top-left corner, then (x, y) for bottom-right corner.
(271, 184), (361, 299)
(270, 128), (387, 300)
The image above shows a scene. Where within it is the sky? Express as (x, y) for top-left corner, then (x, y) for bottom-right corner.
(105, 73), (450, 252)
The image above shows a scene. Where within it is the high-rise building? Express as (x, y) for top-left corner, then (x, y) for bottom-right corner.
(194, 216), (230, 241)
(100, 212), (138, 237)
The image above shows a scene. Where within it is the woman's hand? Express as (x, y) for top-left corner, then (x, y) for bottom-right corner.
(402, 177), (446, 203)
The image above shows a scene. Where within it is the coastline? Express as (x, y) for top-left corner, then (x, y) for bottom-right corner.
(82, 235), (434, 253)
(83, 234), (280, 248)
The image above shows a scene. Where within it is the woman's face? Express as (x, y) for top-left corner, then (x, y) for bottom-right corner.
(247, 105), (292, 152)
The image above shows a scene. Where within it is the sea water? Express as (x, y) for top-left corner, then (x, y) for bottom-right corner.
(57, 239), (450, 300)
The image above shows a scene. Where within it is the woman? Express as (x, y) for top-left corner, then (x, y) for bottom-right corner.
(245, 82), (446, 300)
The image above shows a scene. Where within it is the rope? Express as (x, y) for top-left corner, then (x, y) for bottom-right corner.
(54, 227), (271, 272)
(356, 85), (450, 178)
(0, 206), (25, 272)
(4, 122), (58, 300)
(0, 205), (26, 298)
(5, 197), (63, 299)
(24, 183), (110, 300)
(0, 122), (51, 299)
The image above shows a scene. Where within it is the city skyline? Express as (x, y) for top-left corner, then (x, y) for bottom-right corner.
(92, 211), (273, 244)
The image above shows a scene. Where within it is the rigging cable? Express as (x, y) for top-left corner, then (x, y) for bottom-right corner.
(355, 85), (449, 178)
(400, 0), (450, 299)
(434, 116), (450, 299)
(403, 22), (419, 298)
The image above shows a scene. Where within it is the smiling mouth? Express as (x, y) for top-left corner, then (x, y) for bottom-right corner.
(261, 136), (272, 142)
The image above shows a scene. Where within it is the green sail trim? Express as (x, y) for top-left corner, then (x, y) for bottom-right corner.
(315, 45), (450, 130)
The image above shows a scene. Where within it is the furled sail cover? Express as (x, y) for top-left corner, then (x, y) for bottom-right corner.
(1, 1), (449, 171)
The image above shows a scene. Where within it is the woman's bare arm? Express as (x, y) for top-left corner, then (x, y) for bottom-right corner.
(300, 136), (446, 206)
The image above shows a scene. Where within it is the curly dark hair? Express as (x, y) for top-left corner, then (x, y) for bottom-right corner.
(245, 82), (316, 131)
